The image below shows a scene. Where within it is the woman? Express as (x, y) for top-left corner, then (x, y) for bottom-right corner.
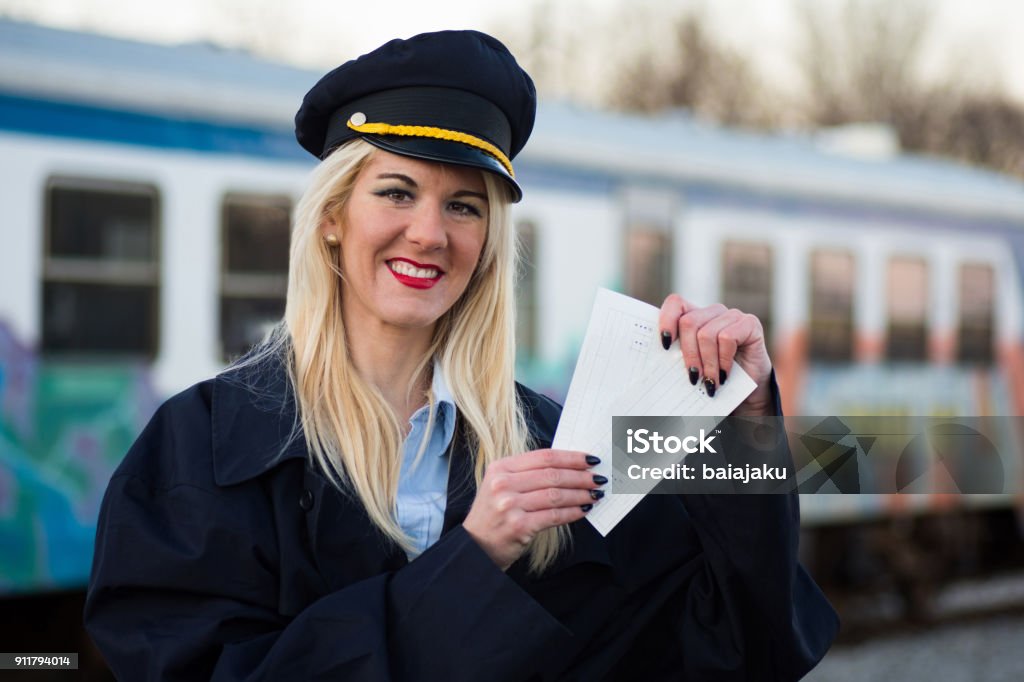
(85, 30), (837, 680)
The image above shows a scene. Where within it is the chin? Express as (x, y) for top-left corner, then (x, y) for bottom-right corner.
(379, 302), (449, 330)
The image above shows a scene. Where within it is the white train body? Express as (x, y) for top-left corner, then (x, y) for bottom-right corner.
(2, 19), (1024, 593)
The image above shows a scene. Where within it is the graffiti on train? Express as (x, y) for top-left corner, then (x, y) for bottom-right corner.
(0, 322), (159, 593)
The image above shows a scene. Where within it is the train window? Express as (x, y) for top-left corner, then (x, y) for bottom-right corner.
(956, 263), (994, 364)
(625, 225), (672, 307)
(42, 179), (160, 357)
(220, 194), (291, 359)
(622, 187), (674, 306)
(721, 242), (773, 350)
(809, 250), (854, 362)
(885, 256), (928, 361)
(515, 220), (539, 358)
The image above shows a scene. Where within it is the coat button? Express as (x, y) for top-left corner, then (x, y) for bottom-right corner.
(299, 489), (314, 511)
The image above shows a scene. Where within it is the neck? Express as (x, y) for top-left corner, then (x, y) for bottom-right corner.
(346, 322), (434, 424)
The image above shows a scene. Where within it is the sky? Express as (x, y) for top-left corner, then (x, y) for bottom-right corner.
(1, 0), (1023, 103)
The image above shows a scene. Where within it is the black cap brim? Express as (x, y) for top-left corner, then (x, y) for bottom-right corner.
(361, 134), (523, 203)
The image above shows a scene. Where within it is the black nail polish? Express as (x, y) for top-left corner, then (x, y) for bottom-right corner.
(688, 367), (699, 386)
(719, 369), (727, 385)
(593, 474), (608, 485)
(581, 504), (594, 512)
(585, 454), (601, 466)
(590, 489), (606, 500)
(661, 331), (671, 350)
(704, 378), (716, 398)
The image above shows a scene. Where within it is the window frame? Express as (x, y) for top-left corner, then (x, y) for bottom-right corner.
(514, 219), (540, 359)
(808, 248), (855, 363)
(41, 175), (162, 359)
(884, 255), (930, 362)
(955, 261), (996, 365)
(218, 192), (292, 360)
(623, 224), (673, 307)
(720, 240), (774, 353)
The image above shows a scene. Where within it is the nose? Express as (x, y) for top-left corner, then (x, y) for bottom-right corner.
(404, 204), (448, 250)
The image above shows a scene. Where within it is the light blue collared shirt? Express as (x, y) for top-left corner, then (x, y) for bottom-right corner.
(396, 364), (456, 560)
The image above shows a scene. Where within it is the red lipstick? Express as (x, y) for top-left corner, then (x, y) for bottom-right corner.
(386, 258), (444, 290)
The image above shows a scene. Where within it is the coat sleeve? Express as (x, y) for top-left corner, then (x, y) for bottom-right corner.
(673, 488), (838, 679)
(664, 370), (839, 680)
(523, 372), (838, 681)
(84, 390), (569, 682)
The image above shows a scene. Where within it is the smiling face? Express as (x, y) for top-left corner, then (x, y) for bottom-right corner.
(325, 149), (489, 338)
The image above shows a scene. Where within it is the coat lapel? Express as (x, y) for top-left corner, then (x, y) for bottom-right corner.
(309, 413), (478, 590)
(303, 465), (407, 592)
(210, 356), (307, 486)
(442, 414), (477, 534)
(440, 411), (612, 572)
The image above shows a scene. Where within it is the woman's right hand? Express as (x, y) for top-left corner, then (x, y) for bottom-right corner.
(462, 450), (604, 570)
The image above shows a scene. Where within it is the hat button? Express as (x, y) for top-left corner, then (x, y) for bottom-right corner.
(349, 111), (367, 126)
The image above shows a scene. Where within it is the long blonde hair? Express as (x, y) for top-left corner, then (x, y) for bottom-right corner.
(265, 139), (564, 572)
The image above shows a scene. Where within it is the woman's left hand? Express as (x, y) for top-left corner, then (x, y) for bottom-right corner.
(658, 294), (774, 416)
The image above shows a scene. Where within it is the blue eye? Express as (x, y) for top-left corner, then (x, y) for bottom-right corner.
(449, 201), (483, 217)
(374, 188), (413, 202)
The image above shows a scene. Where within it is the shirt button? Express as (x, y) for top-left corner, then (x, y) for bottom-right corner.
(299, 489), (314, 511)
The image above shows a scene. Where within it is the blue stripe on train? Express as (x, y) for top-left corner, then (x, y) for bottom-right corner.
(0, 92), (309, 161)
(3, 91), (1022, 289)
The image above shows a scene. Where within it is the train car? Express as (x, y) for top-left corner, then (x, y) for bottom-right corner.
(2, 18), (1024, 624)
(513, 107), (1024, 616)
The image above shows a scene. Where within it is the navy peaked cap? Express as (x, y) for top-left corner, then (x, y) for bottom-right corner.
(294, 30), (536, 201)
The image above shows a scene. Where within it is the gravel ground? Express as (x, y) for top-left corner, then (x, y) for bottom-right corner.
(804, 613), (1024, 682)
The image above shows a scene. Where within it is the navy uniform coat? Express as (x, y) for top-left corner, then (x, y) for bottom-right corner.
(85, 358), (838, 680)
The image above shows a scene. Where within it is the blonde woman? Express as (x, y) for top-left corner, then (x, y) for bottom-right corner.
(85, 30), (837, 681)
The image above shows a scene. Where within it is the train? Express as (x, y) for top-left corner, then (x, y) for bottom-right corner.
(2, 18), (1024, 626)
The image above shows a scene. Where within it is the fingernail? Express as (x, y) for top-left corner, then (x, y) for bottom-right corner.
(593, 474), (608, 485)
(688, 367), (699, 386)
(661, 332), (671, 350)
(704, 378), (716, 398)
(585, 455), (601, 466)
(581, 504), (594, 512)
(719, 369), (727, 385)
(590, 489), (605, 500)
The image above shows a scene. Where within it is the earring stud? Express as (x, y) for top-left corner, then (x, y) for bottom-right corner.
(323, 233), (339, 247)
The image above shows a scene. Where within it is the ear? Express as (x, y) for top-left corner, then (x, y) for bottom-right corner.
(320, 213), (340, 239)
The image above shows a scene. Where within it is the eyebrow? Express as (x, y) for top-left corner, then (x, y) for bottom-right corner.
(375, 173), (488, 202)
(376, 172), (417, 186)
(453, 190), (489, 202)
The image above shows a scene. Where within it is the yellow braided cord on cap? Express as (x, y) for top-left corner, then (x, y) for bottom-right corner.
(347, 120), (514, 177)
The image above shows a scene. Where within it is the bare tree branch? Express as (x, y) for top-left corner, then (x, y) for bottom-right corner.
(606, 10), (769, 126)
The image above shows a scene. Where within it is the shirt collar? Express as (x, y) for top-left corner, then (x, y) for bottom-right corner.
(430, 361), (455, 408)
